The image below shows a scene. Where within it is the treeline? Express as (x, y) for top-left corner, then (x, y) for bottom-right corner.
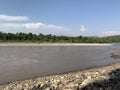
(0, 32), (119, 43)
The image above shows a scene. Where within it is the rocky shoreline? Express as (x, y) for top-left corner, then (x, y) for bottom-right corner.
(0, 63), (120, 90)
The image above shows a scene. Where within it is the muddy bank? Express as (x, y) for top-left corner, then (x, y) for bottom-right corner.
(0, 63), (120, 90)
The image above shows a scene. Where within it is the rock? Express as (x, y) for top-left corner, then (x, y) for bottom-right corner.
(73, 86), (79, 90)
(44, 87), (50, 90)
(99, 88), (103, 90)
(106, 87), (113, 90)
(93, 87), (99, 90)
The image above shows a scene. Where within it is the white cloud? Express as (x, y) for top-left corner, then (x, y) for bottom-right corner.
(0, 22), (77, 36)
(0, 22), (89, 36)
(47, 24), (65, 29)
(0, 15), (29, 21)
(102, 31), (120, 36)
(0, 23), (21, 29)
(0, 14), (78, 36)
(23, 23), (45, 29)
(0, 22), (68, 30)
(0, 14), (71, 35)
(80, 25), (88, 32)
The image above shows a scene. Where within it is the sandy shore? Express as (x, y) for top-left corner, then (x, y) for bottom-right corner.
(0, 63), (120, 90)
(0, 43), (112, 46)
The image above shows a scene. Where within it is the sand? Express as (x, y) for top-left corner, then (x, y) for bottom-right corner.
(0, 43), (112, 46)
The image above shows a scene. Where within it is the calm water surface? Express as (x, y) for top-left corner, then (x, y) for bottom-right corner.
(0, 45), (120, 84)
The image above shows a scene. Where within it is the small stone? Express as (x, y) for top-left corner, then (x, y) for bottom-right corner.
(75, 75), (79, 78)
(106, 87), (113, 90)
(93, 87), (99, 90)
(99, 88), (103, 90)
(73, 86), (79, 90)
(44, 87), (50, 90)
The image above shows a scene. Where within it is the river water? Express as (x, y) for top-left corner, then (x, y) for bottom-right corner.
(0, 44), (120, 84)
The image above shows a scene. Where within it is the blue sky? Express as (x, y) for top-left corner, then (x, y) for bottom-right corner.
(0, 0), (120, 36)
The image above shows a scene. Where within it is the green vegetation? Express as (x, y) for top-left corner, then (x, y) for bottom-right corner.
(0, 31), (119, 43)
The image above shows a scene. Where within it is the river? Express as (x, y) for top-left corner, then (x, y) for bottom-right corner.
(0, 44), (120, 84)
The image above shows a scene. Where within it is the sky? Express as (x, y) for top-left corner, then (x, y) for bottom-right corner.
(0, 0), (120, 36)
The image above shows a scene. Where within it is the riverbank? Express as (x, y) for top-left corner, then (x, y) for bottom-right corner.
(0, 63), (120, 90)
(0, 43), (112, 46)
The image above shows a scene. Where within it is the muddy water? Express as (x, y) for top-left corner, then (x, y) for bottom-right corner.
(0, 45), (120, 84)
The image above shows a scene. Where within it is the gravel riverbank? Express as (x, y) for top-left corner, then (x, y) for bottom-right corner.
(0, 63), (120, 90)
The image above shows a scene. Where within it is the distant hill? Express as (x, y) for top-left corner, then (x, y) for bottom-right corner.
(102, 35), (120, 43)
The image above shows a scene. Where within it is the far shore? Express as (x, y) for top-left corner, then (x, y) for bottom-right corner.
(0, 43), (113, 46)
